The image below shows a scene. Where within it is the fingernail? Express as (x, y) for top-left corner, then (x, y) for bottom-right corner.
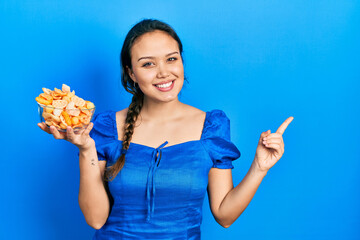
(263, 137), (267, 140)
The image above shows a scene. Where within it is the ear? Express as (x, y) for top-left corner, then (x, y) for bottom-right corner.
(126, 66), (136, 83)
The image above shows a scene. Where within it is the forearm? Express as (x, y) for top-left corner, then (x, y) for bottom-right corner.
(217, 160), (267, 227)
(78, 145), (110, 229)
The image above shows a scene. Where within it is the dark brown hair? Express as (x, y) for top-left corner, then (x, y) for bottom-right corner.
(105, 19), (184, 181)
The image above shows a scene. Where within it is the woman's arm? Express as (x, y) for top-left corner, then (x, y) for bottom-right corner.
(208, 117), (293, 228)
(38, 122), (110, 229)
(78, 144), (110, 230)
(207, 162), (267, 228)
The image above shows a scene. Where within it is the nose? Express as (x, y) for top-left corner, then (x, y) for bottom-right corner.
(156, 62), (170, 78)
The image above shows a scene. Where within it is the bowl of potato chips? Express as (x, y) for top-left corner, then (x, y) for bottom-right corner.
(36, 84), (95, 132)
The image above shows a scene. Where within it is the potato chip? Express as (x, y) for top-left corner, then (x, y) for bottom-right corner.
(51, 91), (62, 100)
(43, 112), (60, 123)
(66, 101), (80, 116)
(42, 88), (52, 94)
(40, 93), (53, 101)
(42, 112), (52, 121)
(44, 106), (54, 114)
(67, 90), (75, 99)
(52, 100), (68, 109)
(67, 108), (81, 117)
(51, 114), (61, 124)
(35, 96), (52, 105)
(72, 96), (86, 107)
(52, 121), (61, 128)
(53, 108), (62, 116)
(71, 116), (80, 125)
(79, 114), (91, 125)
(45, 120), (53, 126)
(62, 96), (71, 103)
(60, 115), (68, 127)
(62, 84), (71, 93)
(54, 88), (67, 96)
(86, 101), (95, 109)
(61, 111), (72, 126)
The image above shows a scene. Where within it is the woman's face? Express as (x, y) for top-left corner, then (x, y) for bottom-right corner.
(128, 30), (184, 103)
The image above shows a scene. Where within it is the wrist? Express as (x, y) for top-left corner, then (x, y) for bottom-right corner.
(78, 139), (96, 152)
(251, 160), (268, 177)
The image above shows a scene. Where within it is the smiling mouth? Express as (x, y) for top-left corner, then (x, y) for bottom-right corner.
(153, 80), (174, 88)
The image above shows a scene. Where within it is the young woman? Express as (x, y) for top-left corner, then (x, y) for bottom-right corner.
(38, 19), (293, 239)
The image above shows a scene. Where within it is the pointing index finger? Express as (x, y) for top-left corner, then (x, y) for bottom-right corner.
(276, 116), (294, 135)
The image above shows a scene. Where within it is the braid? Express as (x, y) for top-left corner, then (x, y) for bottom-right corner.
(122, 94), (143, 149)
(105, 92), (143, 181)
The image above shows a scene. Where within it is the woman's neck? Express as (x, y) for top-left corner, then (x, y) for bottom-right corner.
(140, 97), (184, 122)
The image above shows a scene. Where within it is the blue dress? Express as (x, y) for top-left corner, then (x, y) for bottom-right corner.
(89, 109), (241, 240)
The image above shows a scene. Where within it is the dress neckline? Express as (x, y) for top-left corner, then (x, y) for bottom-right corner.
(113, 110), (209, 151)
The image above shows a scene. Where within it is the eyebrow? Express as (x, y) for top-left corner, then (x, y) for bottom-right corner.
(137, 51), (179, 62)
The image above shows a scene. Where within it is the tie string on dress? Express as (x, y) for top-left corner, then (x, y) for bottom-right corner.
(146, 141), (168, 222)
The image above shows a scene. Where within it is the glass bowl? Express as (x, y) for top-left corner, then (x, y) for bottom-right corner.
(38, 103), (95, 133)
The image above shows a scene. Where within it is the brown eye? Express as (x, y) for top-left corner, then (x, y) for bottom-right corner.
(168, 57), (177, 62)
(142, 62), (154, 67)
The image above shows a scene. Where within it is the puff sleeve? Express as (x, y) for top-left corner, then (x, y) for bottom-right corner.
(89, 111), (116, 161)
(201, 109), (241, 169)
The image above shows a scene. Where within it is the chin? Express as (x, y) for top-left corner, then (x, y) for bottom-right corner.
(156, 94), (180, 103)
(143, 93), (179, 104)
(144, 86), (183, 103)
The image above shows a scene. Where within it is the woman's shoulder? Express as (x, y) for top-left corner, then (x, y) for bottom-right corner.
(115, 108), (128, 122)
(180, 105), (230, 129)
(182, 104), (227, 118)
(181, 104), (206, 122)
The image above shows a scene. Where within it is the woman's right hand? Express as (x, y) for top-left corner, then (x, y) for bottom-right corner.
(37, 122), (95, 151)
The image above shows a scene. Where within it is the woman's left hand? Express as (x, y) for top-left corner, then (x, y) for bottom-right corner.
(254, 117), (294, 173)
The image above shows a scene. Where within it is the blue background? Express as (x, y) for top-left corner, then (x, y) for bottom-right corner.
(1, 1), (359, 239)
